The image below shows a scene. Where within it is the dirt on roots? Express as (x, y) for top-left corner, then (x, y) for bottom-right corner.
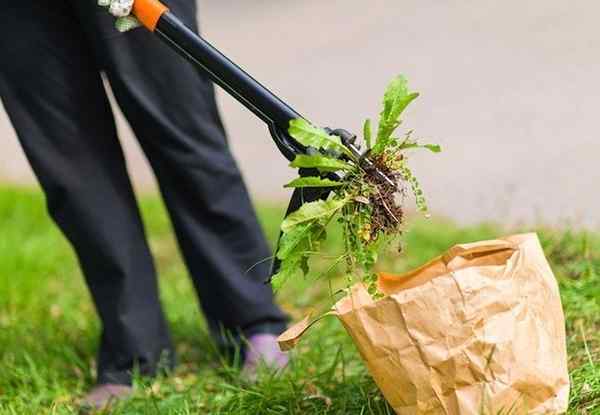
(365, 155), (404, 241)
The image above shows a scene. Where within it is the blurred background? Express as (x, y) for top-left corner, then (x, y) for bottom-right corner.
(1, 0), (598, 227)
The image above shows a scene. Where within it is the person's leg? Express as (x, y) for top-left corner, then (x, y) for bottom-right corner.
(0, 3), (174, 385)
(76, 0), (288, 346)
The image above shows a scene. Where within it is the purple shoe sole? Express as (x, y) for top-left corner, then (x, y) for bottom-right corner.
(80, 384), (133, 411)
(242, 333), (289, 381)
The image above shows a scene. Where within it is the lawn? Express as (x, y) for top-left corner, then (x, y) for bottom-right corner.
(0, 185), (598, 414)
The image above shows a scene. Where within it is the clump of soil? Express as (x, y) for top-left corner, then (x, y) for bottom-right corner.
(364, 154), (404, 240)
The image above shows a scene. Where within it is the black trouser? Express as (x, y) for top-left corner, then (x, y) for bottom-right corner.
(0, 1), (287, 385)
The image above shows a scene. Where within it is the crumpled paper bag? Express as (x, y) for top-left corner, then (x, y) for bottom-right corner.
(279, 233), (570, 414)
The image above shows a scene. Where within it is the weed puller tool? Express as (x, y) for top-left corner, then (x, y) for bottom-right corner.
(127, 0), (396, 279)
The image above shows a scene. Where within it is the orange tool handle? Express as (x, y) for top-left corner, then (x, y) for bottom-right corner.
(133, 0), (169, 31)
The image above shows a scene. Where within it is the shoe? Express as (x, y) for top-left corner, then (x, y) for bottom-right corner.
(80, 383), (133, 411)
(241, 333), (289, 381)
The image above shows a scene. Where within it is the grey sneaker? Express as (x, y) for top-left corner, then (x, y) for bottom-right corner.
(241, 334), (289, 381)
(80, 383), (133, 411)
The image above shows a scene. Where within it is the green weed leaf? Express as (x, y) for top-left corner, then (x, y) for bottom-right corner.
(281, 198), (347, 233)
(423, 144), (441, 153)
(363, 119), (373, 150)
(290, 154), (353, 172)
(373, 75), (419, 154)
(399, 141), (442, 153)
(271, 256), (303, 291)
(400, 165), (428, 213)
(289, 119), (355, 159)
(284, 177), (343, 189)
(276, 223), (312, 260)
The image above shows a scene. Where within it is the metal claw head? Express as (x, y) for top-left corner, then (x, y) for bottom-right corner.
(327, 128), (397, 189)
(328, 128), (358, 150)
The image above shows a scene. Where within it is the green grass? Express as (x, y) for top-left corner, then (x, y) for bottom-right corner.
(0, 185), (598, 414)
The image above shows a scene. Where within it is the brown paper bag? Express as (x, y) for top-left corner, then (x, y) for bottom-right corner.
(279, 233), (570, 414)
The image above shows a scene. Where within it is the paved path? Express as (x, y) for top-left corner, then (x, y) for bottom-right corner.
(1, 0), (598, 227)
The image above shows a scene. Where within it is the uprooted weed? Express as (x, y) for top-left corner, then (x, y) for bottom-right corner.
(271, 75), (441, 294)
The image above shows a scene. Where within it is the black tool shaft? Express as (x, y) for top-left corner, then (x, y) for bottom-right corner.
(155, 13), (304, 159)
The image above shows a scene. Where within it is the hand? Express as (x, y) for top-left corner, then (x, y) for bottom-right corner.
(98, 0), (142, 32)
